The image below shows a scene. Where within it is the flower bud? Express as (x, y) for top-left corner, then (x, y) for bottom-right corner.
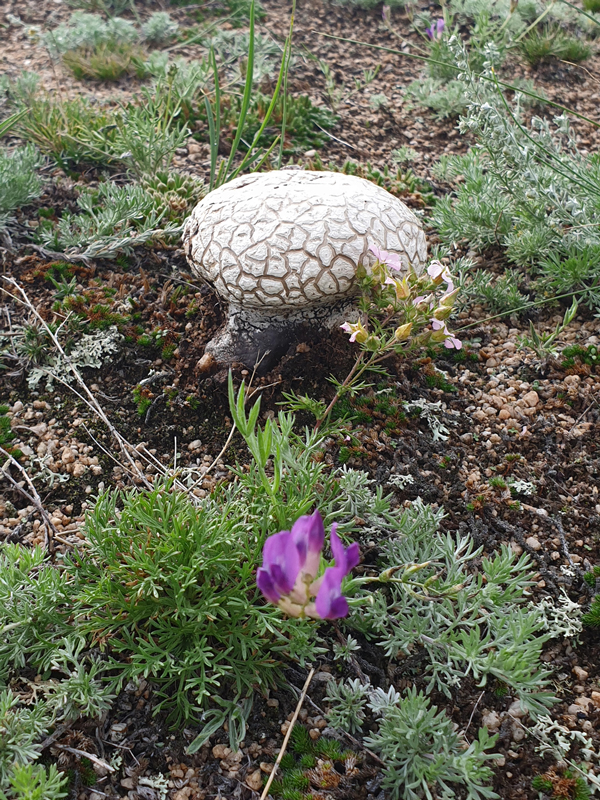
(431, 327), (448, 343)
(365, 335), (382, 351)
(440, 288), (459, 307)
(394, 322), (413, 341)
(432, 306), (452, 321)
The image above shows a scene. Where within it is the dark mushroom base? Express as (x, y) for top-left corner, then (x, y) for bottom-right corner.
(204, 301), (357, 373)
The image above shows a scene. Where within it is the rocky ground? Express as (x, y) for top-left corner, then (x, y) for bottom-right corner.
(1, 0), (600, 799)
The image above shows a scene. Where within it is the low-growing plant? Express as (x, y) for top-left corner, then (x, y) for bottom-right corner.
(519, 25), (592, 66)
(519, 299), (578, 359)
(204, 91), (337, 155)
(0, 407), (21, 458)
(62, 41), (148, 81)
(347, 499), (555, 712)
(432, 39), (600, 312)
(365, 686), (498, 800)
(405, 77), (469, 120)
(324, 678), (369, 732)
(141, 12), (179, 45)
(37, 181), (181, 259)
(3, 315), (123, 390)
(0, 145), (43, 232)
(210, 29), (282, 84)
(43, 12), (138, 57)
(287, 249), (462, 429)
(456, 266), (529, 316)
(11, 72), (189, 176)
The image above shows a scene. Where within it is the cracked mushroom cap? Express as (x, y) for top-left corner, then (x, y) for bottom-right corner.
(182, 170), (427, 310)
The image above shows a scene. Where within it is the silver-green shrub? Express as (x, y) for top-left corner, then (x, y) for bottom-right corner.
(365, 687), (498, 800)
(0, 145), (42, 232)
(140, 12), (179, 45)
(349, 498), (554, 713)
(432, 39), (600, 310)
(43, 12), (138, 57)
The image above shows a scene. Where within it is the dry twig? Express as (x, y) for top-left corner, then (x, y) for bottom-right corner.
(260, 668), (315, 800)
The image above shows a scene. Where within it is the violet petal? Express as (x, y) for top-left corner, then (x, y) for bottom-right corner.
(315, 567), (349, 620)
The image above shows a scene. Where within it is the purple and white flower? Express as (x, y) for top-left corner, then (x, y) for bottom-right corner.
(427, 260), (454, 293)
(369, 244), (402, 272)
(425, 18), (445, 40)
(341, 319), (368, 343)
(431, 318), (462, 349)
(256, 511), (360, 620)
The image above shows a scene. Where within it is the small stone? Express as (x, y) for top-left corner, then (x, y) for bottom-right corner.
(508, 700), (528, 718)
(72, 462), (86, 478)
(591, 691), (600, 708)
(280, 721), (290, 735)
(246, 769), (263, 791)
(313, 672), (334, 682)
(573, 666), (589, 681)
(522, 391), (539, 408)
(212, 744), (231, 759)
(460, 432), (473, 444)
(309, 728), (321, 740)
(304, 149), (317, 158)
(494, 755), (506, 767)
(12, 401), (23, 413)
(575, 696), (593, 711)
(120, 778), (135, 789)
(198, 353), (215, 372)
(510, 541), (523, 556)
(568, 703), (584, 715)
(266, 699), (279, 708)
(188, 440), (202, 451)
(259, 762), (273, 774)
(482, 710), (502, 732)
(526, 536), (542, 551)
(511, 724), (525, 742)
(498, 408), (511, 420)
(61, 447), (76, 464)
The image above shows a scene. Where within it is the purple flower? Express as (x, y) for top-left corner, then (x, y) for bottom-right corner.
(427, 260), (454, 293)
(426, 18), (445, 40)
(341, 319), (368, 343)
(315, 528), (360, 619)
(257, 513), (359, 620)
(369, 243), (402, 271)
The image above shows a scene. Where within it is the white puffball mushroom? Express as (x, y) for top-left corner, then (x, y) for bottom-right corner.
(183, 169), (427, 367)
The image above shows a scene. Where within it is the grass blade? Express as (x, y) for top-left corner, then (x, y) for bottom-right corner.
(223, 0), (256, 181)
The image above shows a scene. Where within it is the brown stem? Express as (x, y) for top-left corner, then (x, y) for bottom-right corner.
(315, 352), (365, 430)
(315, 345), (400, 431)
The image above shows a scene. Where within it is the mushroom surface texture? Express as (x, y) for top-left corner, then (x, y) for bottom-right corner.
(183, 169), (427, 368)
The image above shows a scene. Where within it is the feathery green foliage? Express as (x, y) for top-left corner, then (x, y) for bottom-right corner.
(365, 687), (498, 800)
(0, 146), (43, 232)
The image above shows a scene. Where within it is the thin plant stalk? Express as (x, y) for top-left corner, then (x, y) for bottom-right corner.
(513, 1), (556, 43)
(556, 0), (600, 26)
(223, 0), (256, 180)
(277, 0), (297, 169)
